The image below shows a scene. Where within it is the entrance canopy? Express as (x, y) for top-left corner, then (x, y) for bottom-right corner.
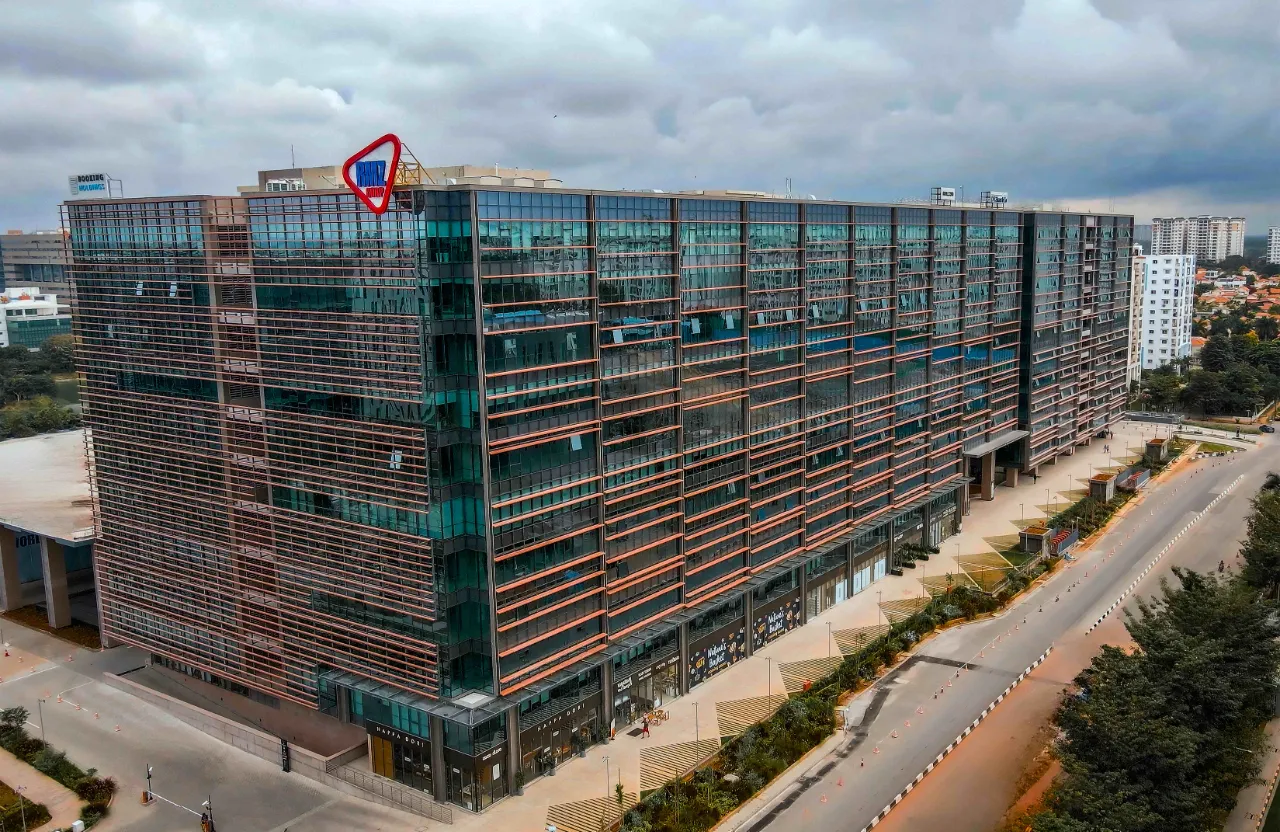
(962, 430), (1028, 458)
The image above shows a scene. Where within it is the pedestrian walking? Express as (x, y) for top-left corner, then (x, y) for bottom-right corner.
(641, 716), (650, 738)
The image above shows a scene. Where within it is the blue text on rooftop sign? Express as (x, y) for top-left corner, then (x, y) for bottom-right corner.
(342, 135), (402, 215)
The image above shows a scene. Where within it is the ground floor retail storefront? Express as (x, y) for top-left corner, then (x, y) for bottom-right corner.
(517, 671), (605, 779)
(612, 639), (681, 730)
(327, 483), (966, 812)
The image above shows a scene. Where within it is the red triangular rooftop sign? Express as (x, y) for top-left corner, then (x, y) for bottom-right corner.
(342, 133), (402, 214)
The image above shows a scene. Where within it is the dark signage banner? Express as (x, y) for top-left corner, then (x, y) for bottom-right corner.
(752, 596), (801, 650)
(688, 626), (746, 688)
(367, 720), (429, 751)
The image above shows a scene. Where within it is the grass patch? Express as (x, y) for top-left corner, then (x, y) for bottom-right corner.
(1197, 441), (1240, 454)
(2, 606), (101, 649)
(1184, 419), (1261, 434)
(0, 777), (52, 829)
(1001, 548), (1038, 569)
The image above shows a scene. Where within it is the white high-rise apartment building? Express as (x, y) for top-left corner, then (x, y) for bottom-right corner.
(1140, 254), (1196, 370)
(1151, 216), (1245, 260)
(1267, 227), (1280, 265)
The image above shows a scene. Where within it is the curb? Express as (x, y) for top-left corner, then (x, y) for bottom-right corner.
(858, 646), (1054, 832)
(1253, 754), (1280, 831)
(1084, 473), (1243, 635)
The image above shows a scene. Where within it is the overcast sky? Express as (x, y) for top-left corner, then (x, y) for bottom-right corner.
(4, 0), (1279, 231)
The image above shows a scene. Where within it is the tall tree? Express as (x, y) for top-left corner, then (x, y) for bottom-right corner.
(38, 334), (76, 374)
(1256, 316), (1280, 342)
(1200, 333), (1234, 372)
(1241, 490), (1280, 597)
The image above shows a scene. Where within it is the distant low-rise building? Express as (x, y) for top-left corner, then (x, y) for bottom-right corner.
(0, 231), (69, 306)
(0, 287), (71, 349)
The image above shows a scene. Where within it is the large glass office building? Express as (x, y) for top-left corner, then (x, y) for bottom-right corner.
(64, 183), (1130, 810)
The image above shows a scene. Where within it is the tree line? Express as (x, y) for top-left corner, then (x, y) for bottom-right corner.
(1028, 482), (1280, 831)
(0, 335), (80, 440)
(1137, 332), (1280, 417)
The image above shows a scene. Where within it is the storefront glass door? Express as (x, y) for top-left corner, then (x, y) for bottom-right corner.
(853, 565), (871, 594)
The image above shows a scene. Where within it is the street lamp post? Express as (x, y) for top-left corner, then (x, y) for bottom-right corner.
(1020, 503), (1025, 522)
(827, 622), (833, 658)
(35, 699), (44, 746)
(603, 756), (610, 803)
(693, 703), (699, 744)
(146, 765), (153, 801)
(876, 590), (883, 625)
(15, 785), (26, 832)
(766, 657), (772, 696)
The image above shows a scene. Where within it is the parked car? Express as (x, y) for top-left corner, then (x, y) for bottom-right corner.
(1261, 424), (1276, 433)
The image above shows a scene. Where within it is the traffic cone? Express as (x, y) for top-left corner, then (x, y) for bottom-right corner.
(948, 679), (952, 687)
(93, 713), (98, 719)
(114, 724), (121, 732)
(873, 746), (880, 754)
(905, 720), (911, 728)
(861, 758), (866, 767)
(74, 703), (81, 711)
(916, 706), (924, 714)
(837, 778), (844, 787)
(56, 696), (62, 703)
(891, 730), (899, 739)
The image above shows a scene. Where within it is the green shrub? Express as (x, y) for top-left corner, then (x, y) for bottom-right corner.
(80, 801), (109, 828)
(0, 796), (51, 830)
(74, 776), (117, 804)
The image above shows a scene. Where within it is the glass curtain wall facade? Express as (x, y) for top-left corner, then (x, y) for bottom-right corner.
(1019, 213), (1133, 470)
(66, 184), (1128, 810)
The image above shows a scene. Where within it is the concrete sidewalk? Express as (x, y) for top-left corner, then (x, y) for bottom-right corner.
(0, 746), (83, 832)
(452, 421), (1185, 832)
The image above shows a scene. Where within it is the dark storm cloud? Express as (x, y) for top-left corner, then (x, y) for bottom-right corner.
(2, 0), (1278, 230)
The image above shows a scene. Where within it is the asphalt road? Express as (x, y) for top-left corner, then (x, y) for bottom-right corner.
(733, 441), (1274, 832)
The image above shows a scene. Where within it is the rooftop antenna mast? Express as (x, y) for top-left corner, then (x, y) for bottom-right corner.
(291, 145), (296, 168)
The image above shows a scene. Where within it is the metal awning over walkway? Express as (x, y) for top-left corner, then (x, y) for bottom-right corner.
(963, 430), (1028, 458)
